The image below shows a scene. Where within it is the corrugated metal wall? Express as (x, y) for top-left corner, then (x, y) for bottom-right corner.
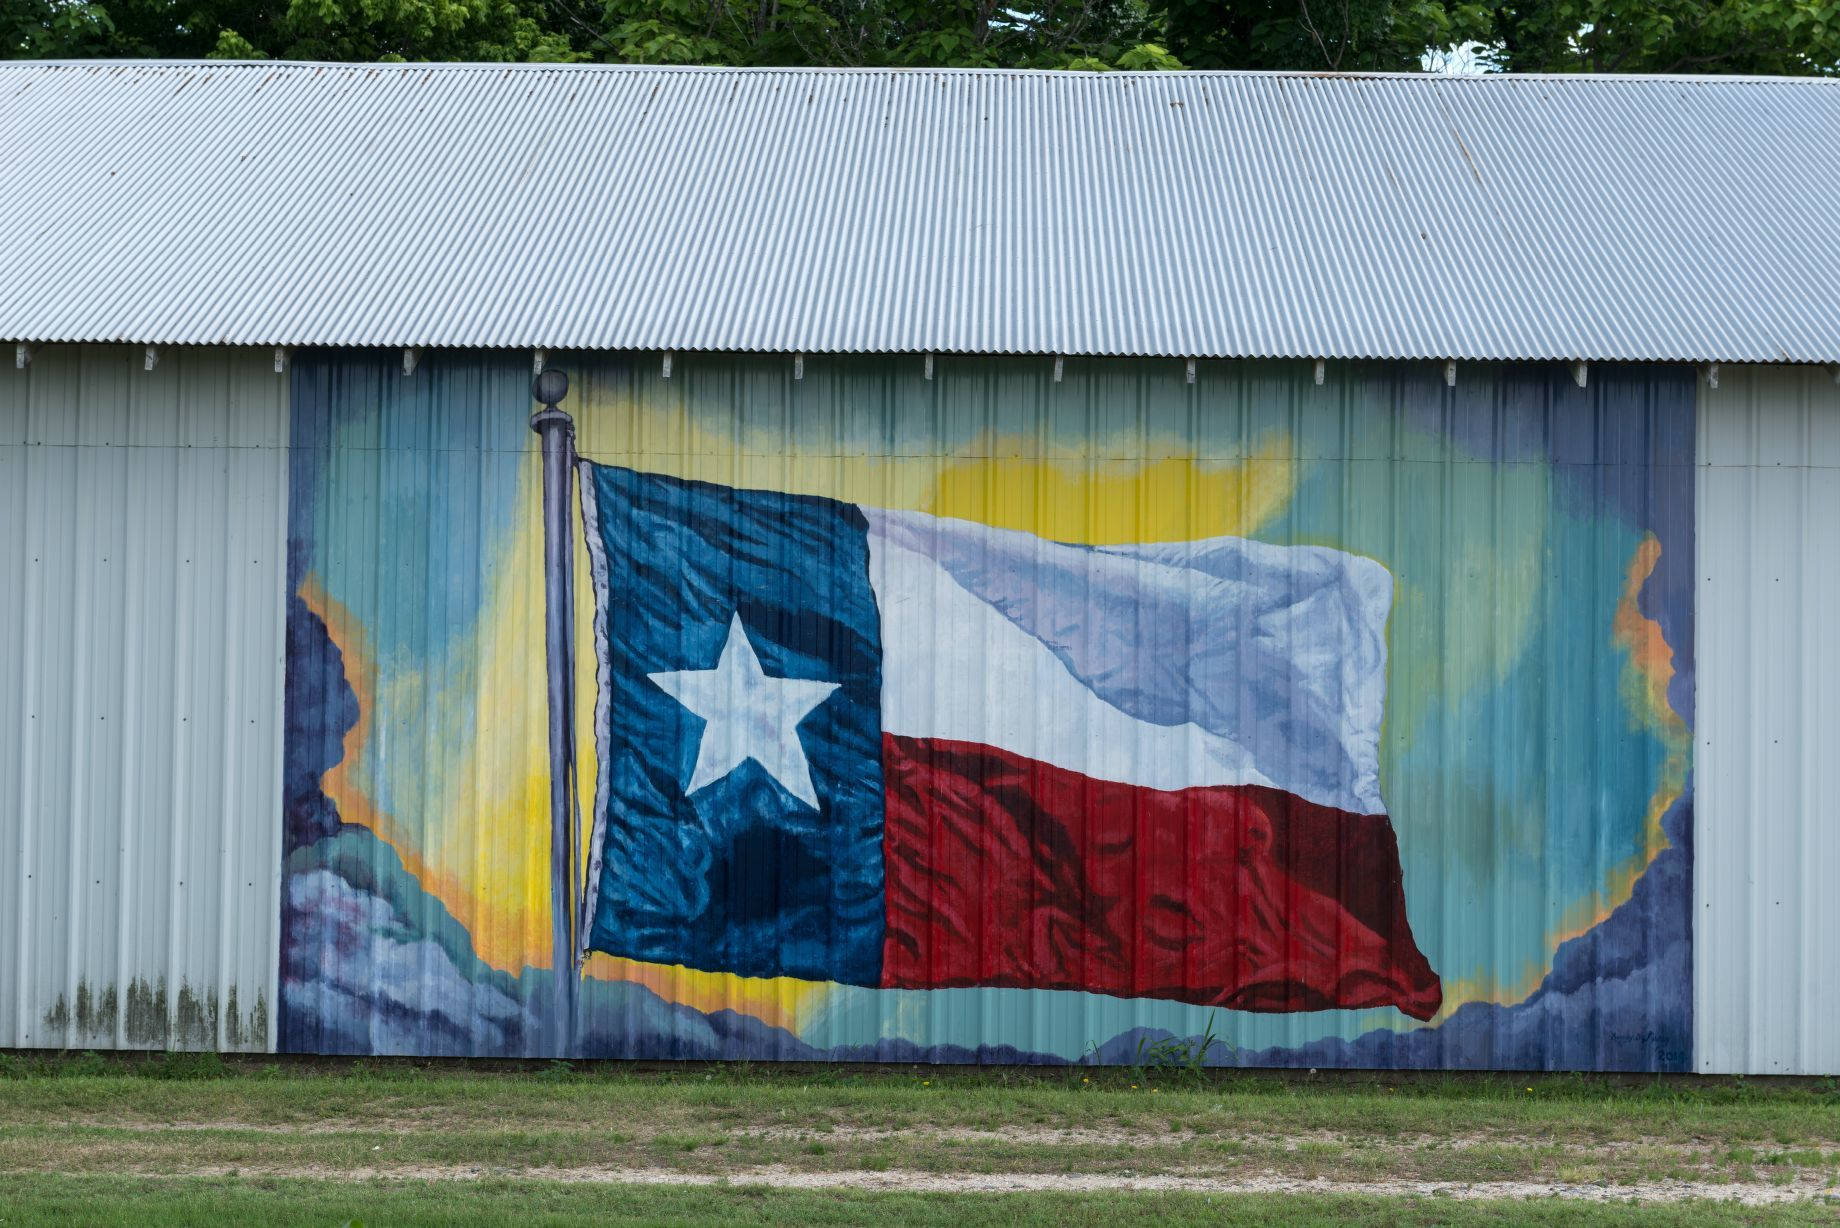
(8, 342), (1836, 1073)
(0, 345), (286, 1051)
(1696, 366), (1840, 1076)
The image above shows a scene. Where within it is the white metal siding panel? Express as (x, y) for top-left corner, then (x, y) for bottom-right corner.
(0, 345), (287, 1051)
(1695, 366), (1840, 1075)
(2, 62), (1838, 362)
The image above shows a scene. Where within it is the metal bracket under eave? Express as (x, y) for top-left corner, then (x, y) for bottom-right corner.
(1052, 356), (1064, 383)
(661, 350), (674, 380)
(401, 347), (422, 376)
(1313, 359), (1325, 386)
(1705, 362), (1721, 390)
(533, 348), (547, 376)
(143, 345), (160, 372)
(1444, 360), (1457, 388)
(273, 347), (291, 374)
(1185, 358), (1196, 385)
(923, 353), (934, 381)
(793, 353), (805, 381)
(14, 342), (32, 369)
(1571, 361), (1588, 389)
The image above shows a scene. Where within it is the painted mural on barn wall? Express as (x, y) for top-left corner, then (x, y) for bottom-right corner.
(281, 351), (1694, 1069)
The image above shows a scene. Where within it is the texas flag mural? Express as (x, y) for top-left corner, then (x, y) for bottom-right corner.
(577, 462), (1442, 1021)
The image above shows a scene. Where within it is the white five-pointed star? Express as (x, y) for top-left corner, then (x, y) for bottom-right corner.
(647, 613), (840, 809)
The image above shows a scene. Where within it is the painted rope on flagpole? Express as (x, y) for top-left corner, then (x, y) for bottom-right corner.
(575, 456), (614, 968)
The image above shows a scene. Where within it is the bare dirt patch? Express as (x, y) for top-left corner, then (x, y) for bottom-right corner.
(56, 1118), (1704, 1155)
(736, 1123), (1671, 1151)
(73, 1117), (439, 1135)
(739, 1124), (1205, 1147)
(172, 1161), (1839, 1205)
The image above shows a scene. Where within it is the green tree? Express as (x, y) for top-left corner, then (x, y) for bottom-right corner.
(1490, 0), (1840, 74)
(6, 0), (580, 61)
(279, 0), (570, 61)
(5, 0), (1170, 67)
(590, 0), (1175, 69)
(1154, 0), (1491, 70)
(10, 0), (1839, 75)
(6, 1), (116, 56)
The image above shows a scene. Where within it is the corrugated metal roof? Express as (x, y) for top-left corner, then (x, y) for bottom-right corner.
(2, 60), (1838, 361)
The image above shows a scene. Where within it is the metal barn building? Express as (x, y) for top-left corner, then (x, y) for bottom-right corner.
(2, 60), (1837, 1074)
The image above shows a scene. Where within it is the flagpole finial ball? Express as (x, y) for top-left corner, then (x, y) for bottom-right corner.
(532, 369), (570, 406)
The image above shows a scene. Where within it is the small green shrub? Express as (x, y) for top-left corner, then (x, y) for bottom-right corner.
(144, 1050), (228, 1080)
(1130, 1014), (1227, 1085)
(61, 1050), (111, 1077)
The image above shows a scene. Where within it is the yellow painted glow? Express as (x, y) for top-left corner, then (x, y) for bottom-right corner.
(308, 466), (556, 975)
(571, 391), (1298, 545)
(580, 953), (827, 1034)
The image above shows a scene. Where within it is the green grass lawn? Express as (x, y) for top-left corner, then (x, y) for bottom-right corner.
(0, 1053), (1836, 1224)
(3, 1174), (1836, 1227)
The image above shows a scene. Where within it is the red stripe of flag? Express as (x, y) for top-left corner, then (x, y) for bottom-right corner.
(879, 735), (1442, 1021)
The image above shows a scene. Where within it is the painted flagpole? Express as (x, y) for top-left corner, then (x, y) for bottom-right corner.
(531, 370), (577, 1055)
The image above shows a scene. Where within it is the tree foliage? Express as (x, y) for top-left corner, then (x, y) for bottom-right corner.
(6, 0), (580, 62)
(1491, 0), (1840, 75)
(7, 0), (1838, 74)
(530, 0), (1177, 69)
(1157, 0), (1490, 70)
